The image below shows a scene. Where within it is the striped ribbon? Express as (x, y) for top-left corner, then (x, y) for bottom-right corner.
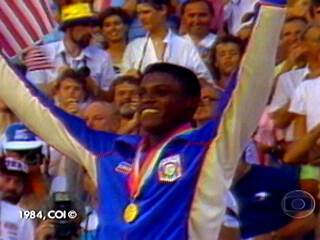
(128, 123), (194, 199)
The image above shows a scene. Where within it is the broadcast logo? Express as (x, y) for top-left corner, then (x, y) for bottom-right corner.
(282, 190), (315, 219)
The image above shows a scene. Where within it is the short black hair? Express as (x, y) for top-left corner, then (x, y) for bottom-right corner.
(137, 0), (170, 10)
(98, 7), (131, 28)
(109, 75), (141, 101)
(143, 63), (201, 98)
(181, 0), (214, 16)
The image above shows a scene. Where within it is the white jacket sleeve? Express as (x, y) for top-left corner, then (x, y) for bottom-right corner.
(0, 55), (118, 185)
(189, 3), (286, 240)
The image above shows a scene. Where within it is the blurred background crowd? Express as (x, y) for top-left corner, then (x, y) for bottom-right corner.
(1, 0), (320, 239)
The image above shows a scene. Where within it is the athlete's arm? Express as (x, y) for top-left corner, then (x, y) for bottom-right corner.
(0, 53), (118, 184)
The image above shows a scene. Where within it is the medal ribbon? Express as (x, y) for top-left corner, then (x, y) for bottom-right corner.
(128, 124), (193, 199)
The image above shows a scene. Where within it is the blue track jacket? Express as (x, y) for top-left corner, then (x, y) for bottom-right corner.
(0, 1), (286, 239)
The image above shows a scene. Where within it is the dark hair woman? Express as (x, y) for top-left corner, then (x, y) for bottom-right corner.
(99, 7), (131, 75)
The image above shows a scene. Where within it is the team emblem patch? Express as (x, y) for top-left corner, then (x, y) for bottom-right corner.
(158, 155), (182, 182)
(115, 161), (132, 175)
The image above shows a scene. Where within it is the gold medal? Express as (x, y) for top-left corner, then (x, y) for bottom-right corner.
(123, 203), (139, 223)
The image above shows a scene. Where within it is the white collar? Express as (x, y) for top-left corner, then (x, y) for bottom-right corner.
(184, 33), (217, 49)
(302, 66), (320, 81)
(231, 0), (241, 5)
(57, 40), (91, 60)
(302, 66), (311, 80)
(163, 29), (174, 43)
(146, 28), (174, 44)
(198, 33), (217, 48)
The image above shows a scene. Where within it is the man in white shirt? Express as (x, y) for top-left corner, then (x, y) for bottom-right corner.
(181, 0), (217, 68)
(0, 156), (35, 240)
(269, 66), (309, 137)
(270, 25), (320, 184)
(0, 156), (29, 205)
(287, 67), (320, 183)
(0, 201), (35, 240)
(122, 0), (213, 82)
(289, 24), (320, 130)
(274, 25), (320, 187)
(290, 76), (320, 131)
(270, 25), (320, 131)
(26, 3), (115, 92)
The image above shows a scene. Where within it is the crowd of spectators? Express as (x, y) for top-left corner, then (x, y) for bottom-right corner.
(1, 0), (320, 239)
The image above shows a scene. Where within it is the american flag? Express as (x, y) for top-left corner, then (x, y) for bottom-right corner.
(0, 0), (55, 58)
(24, 46), (54, 71)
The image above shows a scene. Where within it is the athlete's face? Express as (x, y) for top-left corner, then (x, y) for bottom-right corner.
(139, 72), (197, 134)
